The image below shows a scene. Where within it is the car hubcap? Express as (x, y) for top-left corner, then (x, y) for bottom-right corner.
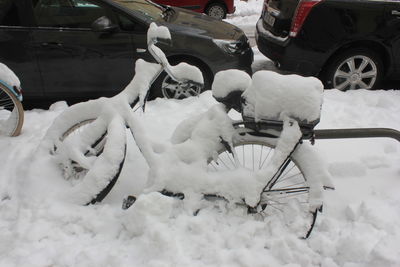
(333, 55), (377, 91)
(161, 76), (202, 99)
(208, 6), (224, 19)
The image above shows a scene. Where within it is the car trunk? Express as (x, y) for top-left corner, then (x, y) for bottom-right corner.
(261, 0), (299, 38)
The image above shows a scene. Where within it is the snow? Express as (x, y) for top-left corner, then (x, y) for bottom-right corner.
(242, 70), (323, 123)
(1, 88), (399, 266)
(0, 63), (20, 88)
(1, 1), (400, 266)
(211, 69), (252, 99)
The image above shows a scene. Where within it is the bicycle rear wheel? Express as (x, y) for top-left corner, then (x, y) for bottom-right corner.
(208, 130), (318, 238)
(0, 83), (24, 136)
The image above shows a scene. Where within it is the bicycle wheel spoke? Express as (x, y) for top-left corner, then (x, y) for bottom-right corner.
(225, 151), (236, 167)
(218, 157), (231, 170)
(258, 145), (263, 169)
(274, 171), (303, 185)
(252, 144), (255, 171)
(279, 163), (296, 179)
(260, 147), (273, 169)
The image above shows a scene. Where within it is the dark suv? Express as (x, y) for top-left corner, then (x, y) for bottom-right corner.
(256, 0), (400, 90)
(0, 0), (253, 108)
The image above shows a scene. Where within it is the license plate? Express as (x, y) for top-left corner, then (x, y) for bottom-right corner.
(264, 12), (275, 27)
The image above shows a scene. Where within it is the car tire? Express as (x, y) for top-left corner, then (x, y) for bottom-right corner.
(321, 48), (383, 91)
(205, 3), (227, 19)
(150, 59), (211, 100)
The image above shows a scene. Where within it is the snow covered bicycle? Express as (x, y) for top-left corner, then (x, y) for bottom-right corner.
(41, 23), (335, 238)
(0, 63), (24, 137)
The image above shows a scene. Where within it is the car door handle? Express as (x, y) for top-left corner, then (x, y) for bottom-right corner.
(136, 48), (147, 53)
(391, 10), (400, 16)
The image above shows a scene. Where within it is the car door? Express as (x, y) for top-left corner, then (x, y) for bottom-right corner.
(384, 0), (400, 76)
(31, 0), (141, 102)
(0, 0), (44, 102)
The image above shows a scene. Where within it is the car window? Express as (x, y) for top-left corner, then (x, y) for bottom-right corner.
(0, 0), (21, 26)
(33, 0), (110, 28)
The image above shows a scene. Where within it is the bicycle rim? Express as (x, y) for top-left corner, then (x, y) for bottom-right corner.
(0, 84), (24, 136)
(57, 118), (124, 205)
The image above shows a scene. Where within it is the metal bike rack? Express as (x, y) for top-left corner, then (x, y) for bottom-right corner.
(314, 128), (400, 142)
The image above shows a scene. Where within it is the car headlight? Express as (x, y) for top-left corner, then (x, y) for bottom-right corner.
(213, 39), (244, 54)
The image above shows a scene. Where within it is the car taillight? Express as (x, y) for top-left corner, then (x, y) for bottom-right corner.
(290, 0), (322, 37)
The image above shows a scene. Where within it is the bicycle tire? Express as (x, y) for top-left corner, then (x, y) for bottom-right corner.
(208, 125), (319, 238)
(57, 116), (126, 205)
(0, 83), (24, 136)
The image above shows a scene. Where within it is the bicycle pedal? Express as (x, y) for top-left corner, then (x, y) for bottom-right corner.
(122, 195), (137, 210)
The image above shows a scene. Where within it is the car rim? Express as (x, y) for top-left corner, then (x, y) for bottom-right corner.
(208, 6), (225, 19)
(161, 76), (202, 99)
(333, 55), (377, 91)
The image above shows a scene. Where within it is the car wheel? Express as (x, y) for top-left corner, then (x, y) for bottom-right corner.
(150, 59), (211, 100)
(205, 3), (227, 19)
(321, 48), (383, 91)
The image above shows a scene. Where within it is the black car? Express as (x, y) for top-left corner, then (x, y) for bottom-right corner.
(0, 0), (253, 108)
(256, 0), (400, 91)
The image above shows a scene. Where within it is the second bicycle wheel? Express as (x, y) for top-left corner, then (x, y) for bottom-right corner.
(208, 132), (318, 238)
(0, 83), (24, 136)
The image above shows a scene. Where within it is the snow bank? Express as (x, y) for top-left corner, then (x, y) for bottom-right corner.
(1, 89), (399, 267)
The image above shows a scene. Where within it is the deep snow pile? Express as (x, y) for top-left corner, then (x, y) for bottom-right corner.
(1, 86), (399, 266)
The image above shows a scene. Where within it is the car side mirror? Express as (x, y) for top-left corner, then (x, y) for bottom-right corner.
(91, 16), (118, 32)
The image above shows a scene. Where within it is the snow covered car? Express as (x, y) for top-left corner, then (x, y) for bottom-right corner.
(151, 0), (235, 19)
(0, 0), (253, 108)
(256, 0), (400, 90)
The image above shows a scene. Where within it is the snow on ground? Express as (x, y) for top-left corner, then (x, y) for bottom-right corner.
(226, 0), (263, 34)
(1, 69), (399, 267)
(1, 1), (400, 266)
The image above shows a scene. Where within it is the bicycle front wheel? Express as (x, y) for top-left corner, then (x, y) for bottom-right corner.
(0, 83), (24, 136)
(56, 116), (126, 205)
(208, 131), (318, 238)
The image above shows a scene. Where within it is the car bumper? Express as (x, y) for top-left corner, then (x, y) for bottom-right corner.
(217, 47), (253, 75)
(255, 19), (323, 76)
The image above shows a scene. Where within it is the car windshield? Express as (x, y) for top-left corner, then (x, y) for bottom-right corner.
(113, 0), (164, 20)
